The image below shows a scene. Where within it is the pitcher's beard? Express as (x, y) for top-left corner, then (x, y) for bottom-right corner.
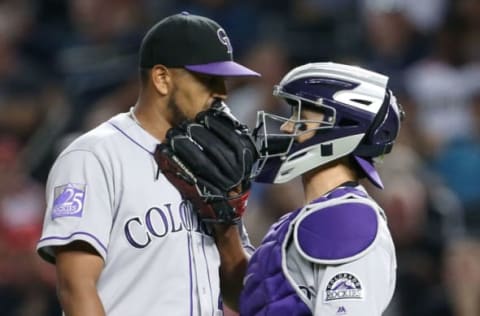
(167, 88), (189, 126)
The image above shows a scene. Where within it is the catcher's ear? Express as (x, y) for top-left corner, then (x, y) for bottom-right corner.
(151, 65), (170, 95)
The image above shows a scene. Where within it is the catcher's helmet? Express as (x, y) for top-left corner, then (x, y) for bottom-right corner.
(252, 62), (404, 188)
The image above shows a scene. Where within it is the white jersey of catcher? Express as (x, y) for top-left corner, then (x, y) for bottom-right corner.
(240, 184), (396, 315)
(287, 187), (397, 315)
(37, 112), (253, 316)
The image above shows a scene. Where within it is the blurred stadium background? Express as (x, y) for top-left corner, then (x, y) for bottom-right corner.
(0, 0), (479, 315)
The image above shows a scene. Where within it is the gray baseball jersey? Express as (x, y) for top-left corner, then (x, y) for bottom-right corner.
(37, 112), (253, 316)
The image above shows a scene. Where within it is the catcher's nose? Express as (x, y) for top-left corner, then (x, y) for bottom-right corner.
(280, 119), (295, 134)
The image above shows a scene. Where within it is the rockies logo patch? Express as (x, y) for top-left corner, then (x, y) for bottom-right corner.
(324, 272), (363, 302)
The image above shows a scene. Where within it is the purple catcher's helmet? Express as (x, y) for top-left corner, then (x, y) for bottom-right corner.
(252, 62), (404, 188)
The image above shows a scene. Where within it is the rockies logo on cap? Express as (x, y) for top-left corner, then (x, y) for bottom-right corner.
(216, 28), (232, 56)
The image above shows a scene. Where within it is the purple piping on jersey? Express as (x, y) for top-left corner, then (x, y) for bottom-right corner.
(201, 236), (215, 316)
(38, 231), (108, 254)
(187, 233), (194, 316)
(109, 122), (155, 155)
(244, 244), (255, 253)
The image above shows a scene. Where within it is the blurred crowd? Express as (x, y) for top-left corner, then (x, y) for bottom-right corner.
(0, 0), (479, 315)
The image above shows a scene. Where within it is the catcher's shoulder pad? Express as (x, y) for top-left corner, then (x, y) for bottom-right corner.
(293, 198), (380, 265)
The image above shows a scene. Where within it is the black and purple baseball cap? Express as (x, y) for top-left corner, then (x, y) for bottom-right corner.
(139, 12), (260, 77)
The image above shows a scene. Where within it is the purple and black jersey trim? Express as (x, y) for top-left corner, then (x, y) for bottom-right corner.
(37, 231), (108, 264)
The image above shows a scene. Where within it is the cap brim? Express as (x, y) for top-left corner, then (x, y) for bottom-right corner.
(354, 156), (384, 189)
(185, 61), (260, 77)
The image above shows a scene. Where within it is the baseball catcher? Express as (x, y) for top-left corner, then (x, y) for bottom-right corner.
(154, 100), (258, 224)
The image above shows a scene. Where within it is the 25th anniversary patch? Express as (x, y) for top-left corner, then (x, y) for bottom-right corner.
(52, 183), (86, 219)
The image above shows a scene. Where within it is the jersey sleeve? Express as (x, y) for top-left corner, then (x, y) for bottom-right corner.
(37, 149), (114, 264)
(311, 244), (396, 316)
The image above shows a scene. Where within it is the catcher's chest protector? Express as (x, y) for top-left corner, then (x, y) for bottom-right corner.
(240, 186), (377, 316)
(240, 208), (310, 316)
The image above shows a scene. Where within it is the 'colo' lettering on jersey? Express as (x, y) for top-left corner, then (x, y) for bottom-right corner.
(124, 201), (212, 248)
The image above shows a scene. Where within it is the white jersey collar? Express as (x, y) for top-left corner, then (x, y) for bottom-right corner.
(108, 112), (160, 155)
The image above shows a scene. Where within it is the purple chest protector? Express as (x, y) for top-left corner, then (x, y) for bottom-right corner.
(239, 186), (379, 316)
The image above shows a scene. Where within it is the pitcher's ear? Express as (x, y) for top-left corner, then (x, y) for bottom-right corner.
(151, 65), (171, 95)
